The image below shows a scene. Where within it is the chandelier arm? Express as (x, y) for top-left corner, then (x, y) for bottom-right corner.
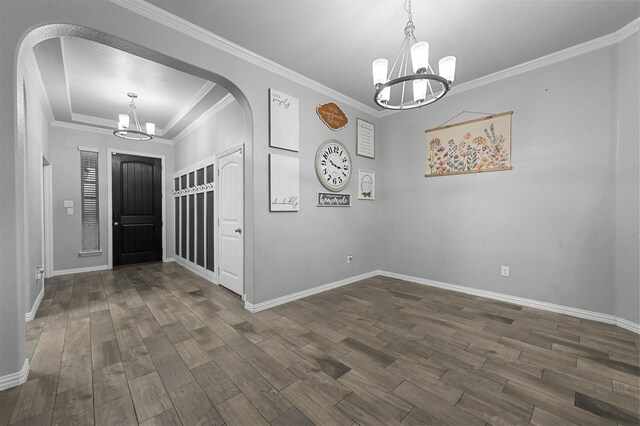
(400, 49), (409, 105)
(374, 73), (450, 110)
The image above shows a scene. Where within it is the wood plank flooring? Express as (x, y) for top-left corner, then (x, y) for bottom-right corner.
(2, 263), (639, 425)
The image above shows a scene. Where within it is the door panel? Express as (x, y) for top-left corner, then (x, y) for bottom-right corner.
(112, 153), (162, 266)
(218, 148), (243, 295)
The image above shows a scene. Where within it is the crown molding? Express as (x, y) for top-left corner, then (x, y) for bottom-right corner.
(51, 120), (174, 145)
(23, 50), (55, 124)
(110, 3), (640, 120)
(59, 37), (74, 120)
(173, 93), (235, 143)
(448, 17), (640, 98)
(110, 0), (380, 117)
(163, 81), (216, 135)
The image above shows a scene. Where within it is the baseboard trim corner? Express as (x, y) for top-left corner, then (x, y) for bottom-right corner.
(173, 256), (217, 285)
(51, 265), (109, 277)
(378, 270), (640, 335)
(616, 317), (640, 335)
(245, 270), (379, 313)
(0, 359), (29, 391)
(25, 285), (44, 322)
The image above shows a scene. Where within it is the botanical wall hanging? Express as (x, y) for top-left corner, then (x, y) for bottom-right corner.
(425, 111), (512, 177)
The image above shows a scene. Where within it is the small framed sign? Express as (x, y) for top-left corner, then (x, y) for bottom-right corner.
(269, 89), (299, 152)
(269, 154), (299, 212)
(356, 118), (375, 158)
(317, 192), (351, 207)
(316, 102), (348, 130)
(357, 170), (375, 200)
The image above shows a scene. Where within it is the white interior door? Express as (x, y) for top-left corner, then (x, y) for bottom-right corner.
(217, 146), (244, 295)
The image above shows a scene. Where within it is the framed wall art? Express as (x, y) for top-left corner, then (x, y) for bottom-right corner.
(425, 111), (513, 177)
(316, 102), (348, 130)
(317, 192), (351, 207)
(356, 118), (375, 158)
(357, 170), (375, 200)
(269, 89), (299, 152)
(269, 154), (299, 212)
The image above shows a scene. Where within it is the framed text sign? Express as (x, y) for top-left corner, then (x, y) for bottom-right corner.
(357, 170), (375, 200)
(317, 192), (351, 207)
(425, 111), (513, 177)
(356, 118), (375, 158)
(269, 89), (299, 152)
(269, 154), (299, 212)
(316, 102), (348, 130)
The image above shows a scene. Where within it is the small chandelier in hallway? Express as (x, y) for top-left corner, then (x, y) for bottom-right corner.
(372, 0), (457, 110)
(113, 92), (156, 141)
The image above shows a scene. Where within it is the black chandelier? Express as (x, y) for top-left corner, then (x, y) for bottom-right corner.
(372, 0), (457, 110)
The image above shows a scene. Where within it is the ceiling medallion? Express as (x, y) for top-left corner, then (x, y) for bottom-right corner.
(113, 93), (156, 141)
(372, 0), (457, 110)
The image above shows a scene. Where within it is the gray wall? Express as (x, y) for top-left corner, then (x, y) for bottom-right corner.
(50, 125), (174, 272)
(378, 43), (637, 322)
(24, 67), (51, 313)
(614, 34), (640, 324)
(173, 99), (246, 172)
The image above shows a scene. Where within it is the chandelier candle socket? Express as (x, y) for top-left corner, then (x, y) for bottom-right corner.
(113, 93), (156, 141)
(372, 0), (456, 110)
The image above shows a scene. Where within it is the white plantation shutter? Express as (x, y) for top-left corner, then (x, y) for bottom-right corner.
(80, 150), (100, 252)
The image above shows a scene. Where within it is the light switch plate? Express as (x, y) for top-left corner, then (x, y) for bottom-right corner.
(63, 200), (73, 208)
(66, 207), (74, 215)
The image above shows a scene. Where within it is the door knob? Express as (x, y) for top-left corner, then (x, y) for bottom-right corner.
(113, 222), (119, 226)
(234, 228), (242, 234)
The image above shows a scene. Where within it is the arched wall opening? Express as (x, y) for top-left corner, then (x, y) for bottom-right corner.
(13, 22), (255, 365)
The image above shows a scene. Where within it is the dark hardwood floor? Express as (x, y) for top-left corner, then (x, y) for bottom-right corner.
(1, 263), (638, 425)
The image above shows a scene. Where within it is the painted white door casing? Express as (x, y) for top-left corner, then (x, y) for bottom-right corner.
(217, 147), (244, 295)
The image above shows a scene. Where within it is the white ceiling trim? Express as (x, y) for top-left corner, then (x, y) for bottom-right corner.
(24, 50), (55, 124)
(70, 112), (117, 129)
(448, 17), (640, 98)
(51, 120), (174, 146)
(110, 0), (380, 117)
(162, 81), (216, 136)
(172, 93), (235, 144)
(59, 37), (74, 119)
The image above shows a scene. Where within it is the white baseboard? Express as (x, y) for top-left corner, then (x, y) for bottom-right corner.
(164, 257), (175, 263)
(244, 270), (379, 313)
(173, 256), (217, 284)
(378, 270), (640, 335)
(51, 264), (109, 276)
(25, 284), (44, 322)
(0, 359), (29, 391)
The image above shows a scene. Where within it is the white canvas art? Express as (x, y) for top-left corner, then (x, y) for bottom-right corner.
(269, 89), (299, 152)
(357, 170), (375, 200)
(269, 154), (300, 212)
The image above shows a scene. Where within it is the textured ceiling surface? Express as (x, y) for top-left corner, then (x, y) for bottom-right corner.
(147, 0), (639, 108)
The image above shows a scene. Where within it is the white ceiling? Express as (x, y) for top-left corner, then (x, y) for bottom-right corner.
(33, 36), (233, 140)
(146, 0), (639, 109)
(32, 1), (639, 128)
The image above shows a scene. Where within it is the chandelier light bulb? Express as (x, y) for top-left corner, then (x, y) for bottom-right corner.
(372, 58), (389, 86)
(146, 122), (156, 136)
(439, 56), (457, 82)
(118, 114), (130, 129)
(413, 79), (427, 102)
(379, 86), (391, 103)
(410, 41), (429, 73)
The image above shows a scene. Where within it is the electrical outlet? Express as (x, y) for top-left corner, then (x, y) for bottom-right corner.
(501, 266), (510, 277)
(347, 253), (353, 263)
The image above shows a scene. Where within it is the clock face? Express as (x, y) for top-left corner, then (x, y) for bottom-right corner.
(315, 139), (352, 192)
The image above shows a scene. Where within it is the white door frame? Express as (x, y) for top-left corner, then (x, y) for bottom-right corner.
(107, 149), (167, 269)
(42, 153), (53, 277)
(216, 144), (244, 298)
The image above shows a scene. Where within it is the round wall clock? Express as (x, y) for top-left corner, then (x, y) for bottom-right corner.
(315, 139), (352, 192)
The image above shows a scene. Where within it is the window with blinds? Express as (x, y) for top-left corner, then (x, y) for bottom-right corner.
(80, 150), (100, 253)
